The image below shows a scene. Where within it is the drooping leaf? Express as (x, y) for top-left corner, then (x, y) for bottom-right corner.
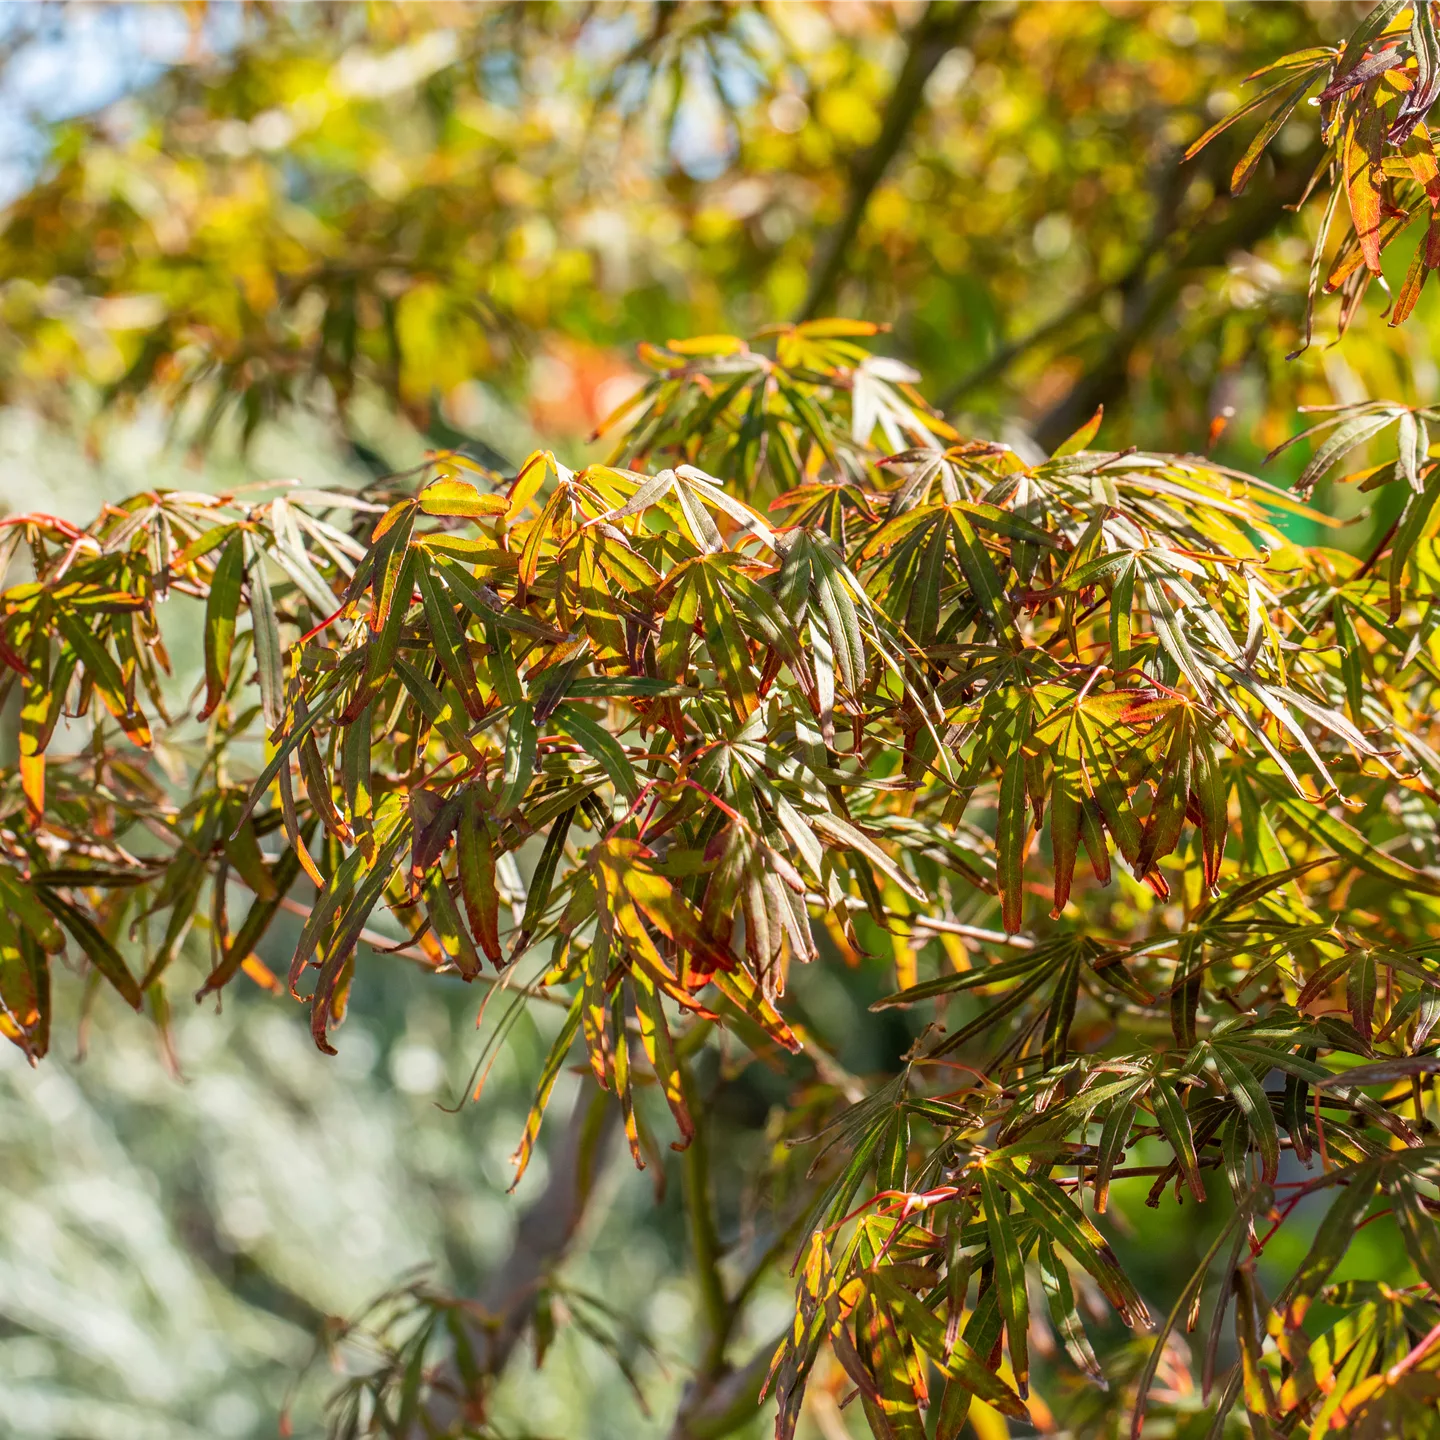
(201, 531), (246, 720)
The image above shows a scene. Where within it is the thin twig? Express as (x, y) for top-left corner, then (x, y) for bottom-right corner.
(906, 915), (1035, 949)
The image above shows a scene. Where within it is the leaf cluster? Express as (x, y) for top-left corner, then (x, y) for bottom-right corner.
(6, 309), (1440, 1435)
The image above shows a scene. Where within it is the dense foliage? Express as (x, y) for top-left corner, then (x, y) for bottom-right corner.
(0, 1), (1410, 461)
(6, 4), (1440, 1440)
(7, 310), (1440, 1436)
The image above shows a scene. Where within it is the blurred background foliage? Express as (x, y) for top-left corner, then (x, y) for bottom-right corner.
(0, 3), (1422, 1438)
(5, 1), (1431, 482)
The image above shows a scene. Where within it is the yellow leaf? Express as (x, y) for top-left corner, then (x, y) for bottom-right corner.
(370, 499), (415, 541)
(19, 751), (43, 819)
(665, 333), (746, 355)
(240, 954), (282, 993)
(419, 477), (508, 519)
(969, 1399), (1012, 1440)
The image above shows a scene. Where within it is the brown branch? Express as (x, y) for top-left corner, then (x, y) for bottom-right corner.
(685, 1093), (731, 1383)
(668, 1065), (815, 1440)
(940, 88), (1277, 418)
(1032, 140), (1325, 453)
(937, 278), (1111, 411)
(796, 0), (983, 322)
(667, 1331), (788, 1440)
(421, 1089), (617, 1433)
(1352, 512), (1401, 581)
(936, 172), (1199, 414)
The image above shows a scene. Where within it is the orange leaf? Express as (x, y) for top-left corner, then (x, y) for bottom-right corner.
(1344, 95), (1387, 274)
(241, 954), (283, 993)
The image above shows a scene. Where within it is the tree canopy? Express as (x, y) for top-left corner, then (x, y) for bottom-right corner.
(4, 4), (1440, 1440)
(1, 1), (1421, 460)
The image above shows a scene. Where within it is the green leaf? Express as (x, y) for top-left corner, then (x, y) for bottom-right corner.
(432, 553), (566, 640)
(855, 1286), (927, 1440)
(1053, 406), (1103, 456)
(201, 531), (246, 720)
(1131, 1202), (1253, 1440)
(244, 534), (285, 733)
(1049, 714), (1083, 915)
(1036, 1236), (1104, 1383)
(1333, 601), (1367, 728)
(510, 992), (583, 1189)
(553, 702), (639, 802)
(956, 502), (1063, 551)
(1191, 729), (1229, 889)
(0, 869), (65, 954)
(1150, 1075), (1206, 1203)
(37, 891), (142, 1010)
(809, 809), (925, 903)
(423, 868), (482, 980)
(1231, 73), (1319, 193)
(519, 807), (575, 942)
(940, 1283), (1005, 1438)
(416, 557), (483, 721)
(906, 518), (947, 646)
(1108, 558), (1135, 672)
(1094, 1085), (1143, 1214)
(629, 970), (693, 1148)
(309, 824), (408, 1054)
(56, 613), (149, 747)
(978, 1164), (1030, 1397)
(875, 1110), (909, 1194)
(949, 509), (1020, 650)
(198, 844), (308, 999)
(871, 947), (1044, 1009)
(1207, 1045), (1280, 1185)
(457, 794), (503, 967)
(1265, 781), (1440, 896)
(1041, 949), (1081, 1068)
(1346, 948), (1377, 1043)
(996, 697), (1033, 934)
(501, 703), (538, 815)
(1390, 1173), (1440, 1294)
(361, 545), (417, 697)
(811, 558), (865, 697)
(1001, 1170), (1148, 1328)
(1142, 575), (1211, 703)
(1389, 471), (1440, 618)
(393, 654), (477, 761)
(1315, 1054), (1440, 1088)
(1296, 411), (1400, 496)
(866, 1269), (1028, 1418)
(1137, 707), (1192, 875)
